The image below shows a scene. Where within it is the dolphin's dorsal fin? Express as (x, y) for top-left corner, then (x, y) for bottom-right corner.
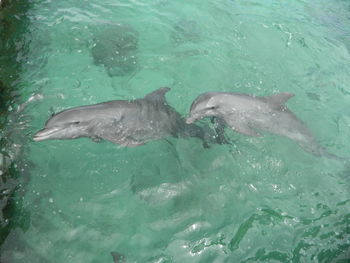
(260, 92), (295, 108)
(144, 87), (171, 103)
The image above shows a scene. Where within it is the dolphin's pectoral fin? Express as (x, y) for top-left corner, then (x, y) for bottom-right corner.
(105, 137), (145, 147)
(228, 121), (261, 137)
(144, 87), (171, 103)
(260, 92), (294, 109)
(234, 126), (261, 137)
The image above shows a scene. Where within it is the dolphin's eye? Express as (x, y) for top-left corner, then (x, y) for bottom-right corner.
(208, 106), (217, 110)
(72, 121), (80, 125)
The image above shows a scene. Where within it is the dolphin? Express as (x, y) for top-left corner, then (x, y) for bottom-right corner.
(33, 88), (223, 147)
(186, 91), (342, 158)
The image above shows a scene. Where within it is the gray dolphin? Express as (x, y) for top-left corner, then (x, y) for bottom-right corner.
(33, 88), (223, 147)
(186, 91), (342, 158)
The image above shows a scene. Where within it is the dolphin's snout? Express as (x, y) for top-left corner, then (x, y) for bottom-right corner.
(33, 127), (62, 142)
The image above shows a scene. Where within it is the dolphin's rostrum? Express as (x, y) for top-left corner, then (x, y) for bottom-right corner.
(186, 91), (343, 159)
(34, 88), (223, 147)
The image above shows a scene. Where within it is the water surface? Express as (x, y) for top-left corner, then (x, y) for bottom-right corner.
(1, 0), (350, 262)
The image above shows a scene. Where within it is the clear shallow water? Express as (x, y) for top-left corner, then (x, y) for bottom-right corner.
(1, 0), (350, 262)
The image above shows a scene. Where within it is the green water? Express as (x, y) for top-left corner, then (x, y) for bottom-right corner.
(1, 0), (350, 262)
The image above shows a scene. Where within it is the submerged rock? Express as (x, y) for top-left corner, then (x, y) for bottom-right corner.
(91, 24), (138, 77)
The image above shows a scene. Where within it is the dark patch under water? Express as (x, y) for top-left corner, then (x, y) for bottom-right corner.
(171, 19), (200, 46)
(91, 23), (138, 77)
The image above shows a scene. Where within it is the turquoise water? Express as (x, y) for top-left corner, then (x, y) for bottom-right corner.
(1, 0), (350, 262)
